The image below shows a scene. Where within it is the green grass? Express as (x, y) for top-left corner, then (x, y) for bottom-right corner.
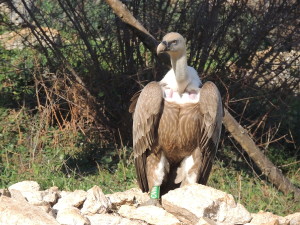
(1, 158), (136, 194)
(208, 160), (300, 216)
(0, 107), (136, 193)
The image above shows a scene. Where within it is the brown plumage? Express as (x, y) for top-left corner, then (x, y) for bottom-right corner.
(129, 32), (223, 196)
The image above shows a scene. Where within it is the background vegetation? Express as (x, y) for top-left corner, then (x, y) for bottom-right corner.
(0, 0), (299, 215)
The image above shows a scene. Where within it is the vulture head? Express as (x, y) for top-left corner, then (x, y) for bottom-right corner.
(157, 32), (199, 95)
(157, 32), (186, 57)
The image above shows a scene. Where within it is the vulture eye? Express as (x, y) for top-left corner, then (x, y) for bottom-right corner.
(171, 40), (178, 45)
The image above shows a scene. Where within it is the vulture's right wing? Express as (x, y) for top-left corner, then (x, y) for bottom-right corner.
(129, 81), (164, 192)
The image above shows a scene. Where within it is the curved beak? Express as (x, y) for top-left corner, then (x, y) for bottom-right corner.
(157, 41), (168, 55)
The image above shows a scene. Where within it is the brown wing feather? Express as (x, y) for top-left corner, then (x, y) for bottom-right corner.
(129, 82), (163, 192)
(196, 81), (223, 184)
(128, 90), (141, 114)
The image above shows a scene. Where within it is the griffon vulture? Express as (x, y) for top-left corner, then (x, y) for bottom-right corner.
(129, 32), (223, 204)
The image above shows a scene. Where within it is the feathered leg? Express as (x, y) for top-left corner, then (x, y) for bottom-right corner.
(141, 151), (169, 206)
(175, 147), (212, 186)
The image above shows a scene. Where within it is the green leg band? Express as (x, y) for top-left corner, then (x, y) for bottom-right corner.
(150, 186), (160, 199)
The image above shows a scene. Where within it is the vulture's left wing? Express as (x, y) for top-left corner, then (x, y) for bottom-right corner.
(129, 81), (163, 192)
(196, 81), (223, 184)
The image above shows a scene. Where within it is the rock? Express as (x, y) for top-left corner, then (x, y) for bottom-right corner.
(3, 181), (299, 225)
(246, 211), (289, 225)
(20, 190), (44, 205)
(9, 183), (58, 206)
(9, 180), (40, 192)
(36, 202), (56, 217)
(42, 186), (59, 205)
(106, 188), (149, 209)
(81, 186), (111, 215)
(87, 213), (148, 225)
(0, 196), (59, 225)
(60, 190), (72, 198)
(86, 214), (121, 225)
(161, 184), (252, 225)
(9, 189), (27, 203)
(262, 220), (279, 225)
(53, 190), (87, 211)
(36, 202), (57, 218)
(0, 189), (10, 197)
(56, 207), (90, 225)
(196, 217), (217, 225)
(8, 181), (45, 205)
(0, 0), (33, 26)
(118, 205), (180, 225)
(285, 212), (300, 225)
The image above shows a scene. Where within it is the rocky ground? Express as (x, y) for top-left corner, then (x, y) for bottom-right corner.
(0, 181), (299, 225)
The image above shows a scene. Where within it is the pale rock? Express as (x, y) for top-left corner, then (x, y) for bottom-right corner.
(10, 187), (57, 207)
(261, 220), (280, 225)
(21, 190), (44, 205)
(48, 186), (59, 192)
(56, 207), (90, 225)
(53, 190), (87, 211)
(106, 188), (149, 209)
(60, 190), (72, 198)
(3, 180), (299, 225)
(246, 211), (289, 225)
(8, 181), (45, 205)
(8, 180), (40, 192)
(196, 217), (217, 225)
(81, 185), (111, 215)
(117, 218), (149, 225)
(118, 205), (180, 225)
(9, 189), (27, 203)
(0, 0), (33, 25)
(37, 203), (56, 218)
(285, 212), (300, 225)
(37, 202), (56, 214)
(87, 214), (121, 225)
(87, 213), (148, 225)
(162, 184), (252, 225)
(118, 219), (147, 225)
(0, 196), (59, 225)
(37, 202), (52, 212)
(42, 186), (59, 205)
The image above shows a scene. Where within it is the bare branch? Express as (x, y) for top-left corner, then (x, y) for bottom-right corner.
(223, 109), (300, 199)
(104, 0), (170, 66)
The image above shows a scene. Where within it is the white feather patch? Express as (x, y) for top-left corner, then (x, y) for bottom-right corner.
(186, 172), (197, 184)
(183, 155), (194, 175)
(164, 91), (200, 104)
(160, 66), (201, 91)
(153, 153), (168, 186)
(175, 155), (197, 184)
(160, 66), (201, 104)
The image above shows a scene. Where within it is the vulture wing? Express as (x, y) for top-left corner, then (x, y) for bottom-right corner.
(196, 81), (223, 184)
(129, 82), (163, 192)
